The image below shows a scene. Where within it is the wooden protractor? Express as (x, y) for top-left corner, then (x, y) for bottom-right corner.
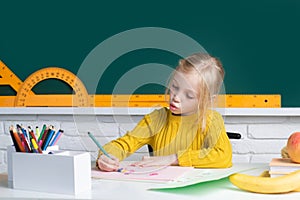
(0, 60), (34, 95)
(14, 67), (91, 107)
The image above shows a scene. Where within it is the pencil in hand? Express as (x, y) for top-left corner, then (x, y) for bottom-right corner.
(87, 132), (111, 159)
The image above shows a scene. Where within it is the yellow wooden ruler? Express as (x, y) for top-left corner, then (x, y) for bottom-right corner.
(224, 94), (281, 108)
(0, 60), (281, 107)
(0, 94), (281, 107)
(92, 94), (280, 107)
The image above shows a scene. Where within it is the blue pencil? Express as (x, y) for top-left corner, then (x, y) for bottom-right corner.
(87, 132), (111, 158)
(49, 129), (62, 146)
(42, 129), (55, 151)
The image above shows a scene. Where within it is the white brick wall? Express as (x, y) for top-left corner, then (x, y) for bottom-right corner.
(1, 107), (299, 173)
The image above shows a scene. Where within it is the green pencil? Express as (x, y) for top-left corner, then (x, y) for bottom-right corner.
(87, 132), (111, 158)
(38, 124), (46, 142)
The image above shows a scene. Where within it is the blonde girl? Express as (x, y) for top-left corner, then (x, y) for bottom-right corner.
(97, 53), (232, 171)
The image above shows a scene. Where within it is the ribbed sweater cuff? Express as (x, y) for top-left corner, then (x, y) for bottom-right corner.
(177, 150), (192, 166)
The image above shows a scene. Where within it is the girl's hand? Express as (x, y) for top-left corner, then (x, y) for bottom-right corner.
(97, 154), (120, 172)
(132, 154), (178, 167)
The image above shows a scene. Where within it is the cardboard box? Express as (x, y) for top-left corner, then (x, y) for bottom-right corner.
(7, 146), (91, 195)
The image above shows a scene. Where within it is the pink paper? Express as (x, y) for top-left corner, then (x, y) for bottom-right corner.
(92, 165), (194, 182)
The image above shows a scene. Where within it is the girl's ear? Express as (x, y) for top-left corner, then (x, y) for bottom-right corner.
(211, 94), (217, 101)
(211, 94), (220, 107)
(211, 94), (227, 108)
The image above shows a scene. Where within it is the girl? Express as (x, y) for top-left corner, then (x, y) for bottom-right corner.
(97, 53), (232, 171)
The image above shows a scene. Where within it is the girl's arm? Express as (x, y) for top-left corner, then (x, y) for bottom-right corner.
(177, 131), (232, 168)
(135, 130), (232, 168)
(177, 112), (232, 168)
(131, 154), (178, 167)
(97, 108), (166, 161)
(102, 132), (151, 161)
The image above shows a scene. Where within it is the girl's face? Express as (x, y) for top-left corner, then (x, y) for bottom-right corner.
(169, 70), (200, 115)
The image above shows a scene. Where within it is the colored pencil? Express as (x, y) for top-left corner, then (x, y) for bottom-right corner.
(35, 126), (40, 140)
(20, 133), (31, 152)
(40, 126), (50, 148)
(87, 132), (111, 158)
(31, 138), (41, 153)
(49, 129), (63, 146)
(28, 127), (42, 153)
(38, 124), (46, 142)
(42, 128), (55, 151)
(9, 126), (23, 152)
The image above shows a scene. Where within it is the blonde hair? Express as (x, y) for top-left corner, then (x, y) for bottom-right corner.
(166, 53), (225, 130)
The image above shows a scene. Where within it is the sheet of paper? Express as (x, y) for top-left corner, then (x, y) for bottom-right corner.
(92, 162), (267, 189)
(148, 163), (268, 189)
(92, 164), (194, 183)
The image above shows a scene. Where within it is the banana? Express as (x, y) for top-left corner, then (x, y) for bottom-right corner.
(259, 170), (270, 177)
(229, 169), (300, 194)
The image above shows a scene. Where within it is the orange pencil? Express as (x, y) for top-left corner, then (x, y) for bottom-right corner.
(9, 126), (26, 152)
(9, 126), (21, 152)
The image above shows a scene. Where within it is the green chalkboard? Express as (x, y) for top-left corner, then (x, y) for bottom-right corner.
(0, 0), (299, 107)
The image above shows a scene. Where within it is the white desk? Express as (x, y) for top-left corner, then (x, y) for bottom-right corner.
(1, 164), (300, 200)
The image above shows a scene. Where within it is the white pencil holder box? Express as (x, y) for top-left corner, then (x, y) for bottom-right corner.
(7, 145), (91, 195)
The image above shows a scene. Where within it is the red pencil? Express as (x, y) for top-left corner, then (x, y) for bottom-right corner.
(28, 127), (42, 153)
(20, 133), (31, 152)
(40, 126), (50, 148)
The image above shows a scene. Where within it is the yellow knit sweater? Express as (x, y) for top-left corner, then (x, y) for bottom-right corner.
(99, 107), (232, 168)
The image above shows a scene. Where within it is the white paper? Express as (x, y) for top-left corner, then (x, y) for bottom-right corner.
(148, 163), (267, 189)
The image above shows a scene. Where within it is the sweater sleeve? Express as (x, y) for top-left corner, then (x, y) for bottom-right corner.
(97, 108), (166, 161)
(177, 112), (232, 168)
